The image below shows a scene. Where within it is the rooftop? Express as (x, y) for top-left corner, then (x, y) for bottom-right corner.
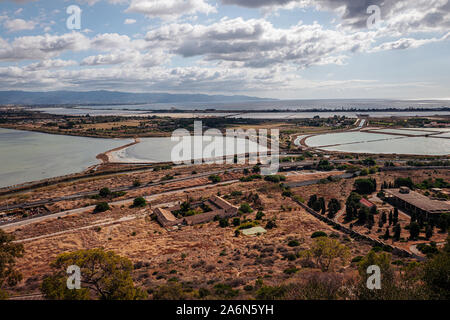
(359, 198), (375, 208)
(385, 189), (450, 214)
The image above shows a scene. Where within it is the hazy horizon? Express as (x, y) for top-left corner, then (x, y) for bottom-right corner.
(0, 0), (449, 99)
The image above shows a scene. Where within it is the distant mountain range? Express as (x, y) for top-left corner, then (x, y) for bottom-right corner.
(0, 90), (274, 105)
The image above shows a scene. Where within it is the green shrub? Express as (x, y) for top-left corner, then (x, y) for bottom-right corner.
(94, 202), (110, 213)
(133, 197), (147, 208)
(208, 175), (221, 183)
(99, 187), (111, 198)
(239, 203), (253, 214)
(288, 239), (300, 247)
(255, 211), (265, 220)
(311, 231), (328, 238)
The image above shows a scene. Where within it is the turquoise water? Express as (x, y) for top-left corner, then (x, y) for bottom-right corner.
(0, 128), (131, 188)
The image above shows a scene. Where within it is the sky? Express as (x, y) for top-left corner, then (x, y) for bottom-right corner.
(0, 0), (449, 99)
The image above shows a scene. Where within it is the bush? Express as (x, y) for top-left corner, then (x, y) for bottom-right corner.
(265, 220), (277, 229)
(99, 187), (111, 198)
(354, 178), (377, 195)
(237, 221), (258, 230)
(219, 218), (229, 228)
(283, 266), (299, 274)
(208, 175), (221, 183)
(213, 284), (239, 298)
(240, 175), (262, 182)
(288, 239), (300, 247)
(232, 218), (241, 227)
(311, 231), (328, 238)
(133, 180), (141, 187)
(255, 211), (265, 220)
(133, 197), (147, 208)
(94, 202), (110, 213)
(264, 175), (286, 183)
(255, 285), (286, 300)
(282, 190), (293, 197)
(239, 203), (253, 214)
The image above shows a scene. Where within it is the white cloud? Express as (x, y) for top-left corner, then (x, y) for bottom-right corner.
(125, 0), (217, 20)
(124, 18), (137, 24)
(0, 33), (90, 61)
(3, 18), (35, 32)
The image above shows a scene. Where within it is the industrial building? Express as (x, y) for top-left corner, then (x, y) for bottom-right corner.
(384, 187), (450, 219)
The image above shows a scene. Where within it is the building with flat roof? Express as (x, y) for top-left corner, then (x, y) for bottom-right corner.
(154, 195), (239, 228)
(384, 188), (450, 219)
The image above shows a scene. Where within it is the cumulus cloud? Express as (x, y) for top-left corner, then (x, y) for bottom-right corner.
(0, 33), (90, 61)
(125, 0), (217, 20)
(3, 18), (35, 32)
(1, 0), (449, 97)
(24, 59), (77, 71)
(222, 0), (450, 34)
(145, 17), (373, 68)
(371, 32), (450, 52)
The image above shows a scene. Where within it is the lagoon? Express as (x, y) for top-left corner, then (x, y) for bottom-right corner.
(110, 136), (268, 163)
(0, 128), (131, 188)
(305, 131), (450, 155)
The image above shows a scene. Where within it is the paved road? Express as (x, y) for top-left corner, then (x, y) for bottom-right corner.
(0, 158), (437, 213)
(1, 180), (238, 230)
(0, 159), (339, 212)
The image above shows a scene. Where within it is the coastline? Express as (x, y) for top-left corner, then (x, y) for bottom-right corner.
(96, 137), (141, 164)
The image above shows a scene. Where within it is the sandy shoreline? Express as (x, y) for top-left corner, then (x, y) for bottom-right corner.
(97, 137), (141, 164)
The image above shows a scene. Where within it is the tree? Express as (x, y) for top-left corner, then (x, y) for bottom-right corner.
(219, 218), (229, 228)
(383, 228), (390, 240)
(301, 237), (350, 272)
(41, 274), (90, 300)
(409, 222), (420, 240)
(94, 202), (110, 213)
(308, 195), (317, 208)
(394, 177), (414, 189)
(208, 175), (221, 183)
(393, 224), (401, 241)
(393, 208), (399, 225)
(319, 197), (326, 215)
(357, 207), (369, 225)
(425, 225), (433, 240)
(381, 211), (387, 225)
(438, 214), (450, 233)
(423, 237), (450, 299)
(252, 165), (261, 174)
(370, 205), (377, 216)
(132, 197), (147, 208)
(40, 248), (146, 300)
(327, 199), (341, 219)
(388, 211), (393, 225)
(354, 178), (377, 195)
(0, 230), (24, 299)
(99, 187), (111, 198)
(238, 203), (253, 214)
(356, 250), (395, 300)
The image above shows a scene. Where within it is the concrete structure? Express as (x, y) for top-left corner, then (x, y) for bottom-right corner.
(242, 226), (267, 236)
(154, 195), (238, 228)
(359, 198), (375, 209)
(385, 188), (450, 219)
